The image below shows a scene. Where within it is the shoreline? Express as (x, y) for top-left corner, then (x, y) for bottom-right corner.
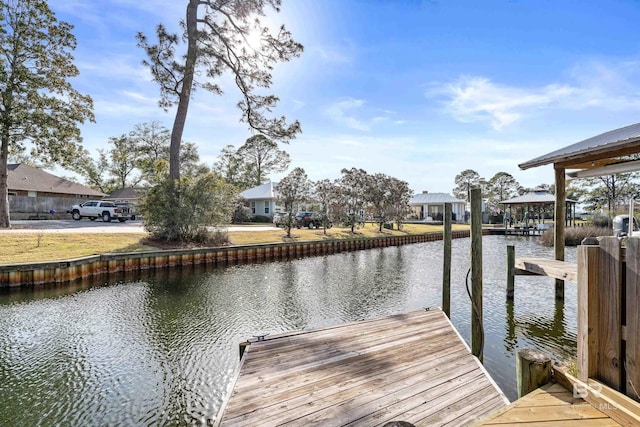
(0, 230), (483, 288)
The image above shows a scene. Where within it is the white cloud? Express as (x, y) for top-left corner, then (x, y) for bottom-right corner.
(324, 99), (405, 131)
(564, 59), (640, 110)
(325, 98), (371, 131)
(120, 90), (157, 103)
(54, 0), (183, 27)
(428, 76), (574, 130)
(428, 59), (640, 130)
(77, 55), (150, 82)
(92, 90), (161, 118)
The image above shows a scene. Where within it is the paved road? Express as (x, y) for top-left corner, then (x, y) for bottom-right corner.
(2, 220), (279, 234)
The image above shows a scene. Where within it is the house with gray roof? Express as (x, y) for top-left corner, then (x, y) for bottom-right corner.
(409, 192), (466, 222)
(105, 187), (145, 203)
(240, 181), (280, 218)
(8, 163), (106, 219)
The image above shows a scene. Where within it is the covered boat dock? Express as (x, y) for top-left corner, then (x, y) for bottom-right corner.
(519, 122), (640, 298)
(500, 189), (577, 229)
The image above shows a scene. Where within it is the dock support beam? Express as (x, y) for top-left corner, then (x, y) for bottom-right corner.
(471, 188), (483, 363)
(443, 203), (452, 317)
(506, 245), (515, 299)
(554, 167), (566, 299)
(516, 348), (552, 398)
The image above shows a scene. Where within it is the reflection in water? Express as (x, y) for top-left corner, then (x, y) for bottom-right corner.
(0, 236), (577, 424)
(505, 300), (517, 354)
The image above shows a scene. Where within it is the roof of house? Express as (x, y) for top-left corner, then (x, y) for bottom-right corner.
(409, 192), (466, 205)
(500, 190), (577, 205)
(106, 187), (145, 200)
(240, 181), (278, 200)
(8, 163), (105, 197)
(519, 122), (640, 170)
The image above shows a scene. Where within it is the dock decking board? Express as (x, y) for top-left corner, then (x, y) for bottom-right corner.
(218, 308), (508, 426)
(475, 382), (622, 426)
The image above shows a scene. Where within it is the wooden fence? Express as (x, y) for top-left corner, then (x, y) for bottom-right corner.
(578, 236), (640, 402)
(9, 195), (84, 218)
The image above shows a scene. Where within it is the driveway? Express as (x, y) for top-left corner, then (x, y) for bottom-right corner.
(2, 220), (279, 234)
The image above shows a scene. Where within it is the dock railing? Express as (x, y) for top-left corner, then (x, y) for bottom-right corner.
(578, 236), (640, 402)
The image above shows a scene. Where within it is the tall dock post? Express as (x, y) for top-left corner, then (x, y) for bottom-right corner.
(516, 348), (551, 397)
(443, 202), (452, 317)
(470, 188), (483, 362)
(506, 245), (515, 299)
(554, 167), (566, 299)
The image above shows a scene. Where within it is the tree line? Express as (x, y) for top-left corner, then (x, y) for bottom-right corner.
(453, 167), (640, 221)
(276, 167), (413, 237)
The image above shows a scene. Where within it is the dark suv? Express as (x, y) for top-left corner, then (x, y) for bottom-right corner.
(295, 212), (320, 229)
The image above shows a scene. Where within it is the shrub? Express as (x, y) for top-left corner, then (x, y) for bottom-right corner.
(140, 174), (237, 243)
(539, 226), (611, 247)
(251, 215), (271, 223)
(232, 203), (251, 224)
(591, 215), (611, 228)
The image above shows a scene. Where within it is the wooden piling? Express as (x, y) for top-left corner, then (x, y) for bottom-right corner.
(598, 237), (622, 390)
(626, 238), (640, 398)
(506, 245), (515, 299)
(471, 188), (483, 362)
(443, 203), (452, 318)
(577, 240), (600, 382)
(554, 167), (566, 299)
(516, 348), (552, 398)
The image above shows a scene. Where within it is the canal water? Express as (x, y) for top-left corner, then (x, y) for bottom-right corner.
(0, 236), (577, 426)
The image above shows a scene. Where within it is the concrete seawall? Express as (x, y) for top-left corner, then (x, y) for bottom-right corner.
(1, 230), (480, 288)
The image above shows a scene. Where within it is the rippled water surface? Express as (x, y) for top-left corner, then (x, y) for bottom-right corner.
(0, 236), (577, 425)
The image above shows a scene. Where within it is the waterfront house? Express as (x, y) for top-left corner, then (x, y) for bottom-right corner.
(409, 191), (466, 222)
(240, 181), (280, 218)
(105, 187), (145, 204)
(7, 163), (106, 219)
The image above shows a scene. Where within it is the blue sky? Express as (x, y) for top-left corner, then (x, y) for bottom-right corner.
(50, 0), (640, 193)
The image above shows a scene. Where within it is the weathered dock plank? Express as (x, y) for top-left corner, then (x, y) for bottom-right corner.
(218, 308), (508, 426)
(515, 257), (577, 282)
(475, 382), (621, 426)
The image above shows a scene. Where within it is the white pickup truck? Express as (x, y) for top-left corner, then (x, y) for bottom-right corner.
(68, 200), (135, 222)
(613, 214), (640, 237)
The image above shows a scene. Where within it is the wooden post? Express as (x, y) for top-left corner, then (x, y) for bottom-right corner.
(516, 348), (552, 398)
(470, 188), (483, 362)
(630, 199), (635, 236)
(443, 203), (452, 318)
(598, 237), (622, 390)
(577, 241), (600, 382)
(506, 245), (515, 300)
(626, 237), (640, 398)
(554, 167), (566, 299)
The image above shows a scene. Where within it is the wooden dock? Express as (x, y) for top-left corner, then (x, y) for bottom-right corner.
(474, 382), (622, 426)
(487, 227), (545, 236)
(218, 308), (508, 426)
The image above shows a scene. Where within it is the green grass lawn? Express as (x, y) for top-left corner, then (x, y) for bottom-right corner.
(0, 223), (470, 265)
